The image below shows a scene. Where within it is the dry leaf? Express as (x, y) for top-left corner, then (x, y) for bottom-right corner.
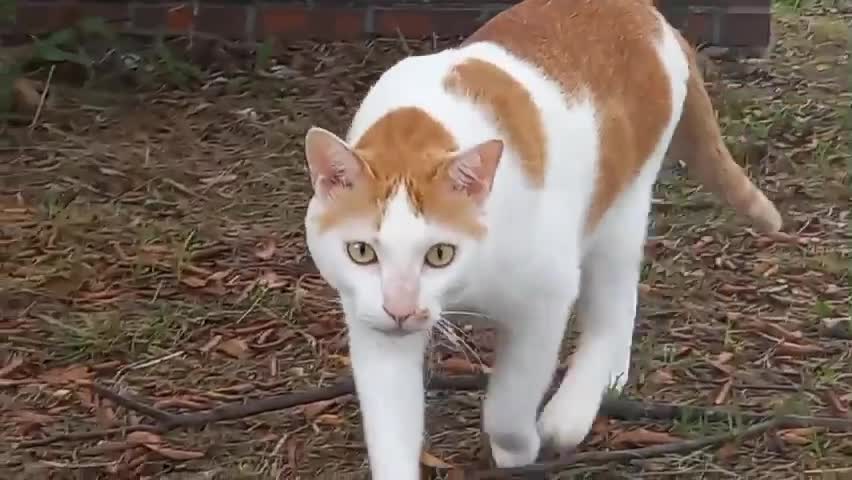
(143, 443), (206, 460)
(217, 338), (250, 359)
(440, 357), (478, 374)
(181, 276), (208, 288)
(714, 378), (733, 405)
(0, 356), (24, 378)
(39, 365), (92, 385)
(646, 368), (676, 386)
(420, 450), (452, 468)
(610, 428), (680, 448)
(254, 239), (277, 260)
(13, 410), (55, 426)
(314, 414), (344, 426)
(776, 342), (822, 356)
(127, 431), (164, 446)
(717, 441), (739, 462)
(826, 390), (849, 415)
(303, 399), (336, 421)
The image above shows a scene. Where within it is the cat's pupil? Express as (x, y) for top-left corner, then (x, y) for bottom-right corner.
(436, 248), (444, 260)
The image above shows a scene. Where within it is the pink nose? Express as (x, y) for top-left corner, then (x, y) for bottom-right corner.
(382, 300), (418, 326)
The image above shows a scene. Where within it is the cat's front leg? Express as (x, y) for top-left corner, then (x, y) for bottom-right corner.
(347, 320), (428, 480)
(483, 279), (579, 468)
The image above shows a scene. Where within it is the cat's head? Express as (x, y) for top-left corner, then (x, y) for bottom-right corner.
(302, 107), (503, 336)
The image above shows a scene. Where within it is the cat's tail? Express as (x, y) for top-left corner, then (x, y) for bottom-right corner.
(667, 34), (782, 233)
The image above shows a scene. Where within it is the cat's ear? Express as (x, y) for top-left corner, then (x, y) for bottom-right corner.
(304, 127), (366, 199)
(444, 139), (503, 204)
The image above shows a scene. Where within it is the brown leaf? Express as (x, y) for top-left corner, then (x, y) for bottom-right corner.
(39, 365), (92, 385)
(254, 238), (277, 260)
(646, 368), (676, 386)
(717, 442), (739, 462)
(143, 443), (206, 460)
(775, 342), (822, 356)
(127, 431), (164, 446)
(13, 410), (56, 426)
(314, 414), (344, 426)
(714, 378), (733, 405)
(216, 338), (250, 359)
(440, 357), (478, 374)
(0, 356), (24, 378)
(420, 450), (452, 469)
(303, 399), (336, 421)
(826, 390), (849, 415)
(180, 276), (208, 288)
(610, 428), (681, 448)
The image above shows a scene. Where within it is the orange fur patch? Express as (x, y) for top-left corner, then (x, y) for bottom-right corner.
(317, 107), (487, 237)
(444, 58), (547, 187)
(463, 0), (672, 231)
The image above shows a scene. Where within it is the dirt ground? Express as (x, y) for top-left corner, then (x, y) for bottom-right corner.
(1, 3), (849, 479)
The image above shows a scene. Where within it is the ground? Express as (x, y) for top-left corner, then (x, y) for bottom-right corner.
(0, 3), (849, 479)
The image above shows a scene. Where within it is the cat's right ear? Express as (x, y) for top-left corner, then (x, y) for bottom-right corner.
(304, 127), (366, 199)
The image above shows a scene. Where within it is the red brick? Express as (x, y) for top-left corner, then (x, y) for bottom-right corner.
(374, 8), (485, 38)
(720, 12), (771, 47)
(310, 8), (364, 40)
(132, 5), (167, 30)
(258, 7), (309, 38)
(165, 4), (193, 32)
(79, 3), (130, 26)
(13, 3), (78, 33)
(197, 5), (247, 38)
(683, 11), (714, 44)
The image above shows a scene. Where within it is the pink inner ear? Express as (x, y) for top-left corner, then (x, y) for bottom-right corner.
(304, 127), (364, 198)
(446, 139), (503, 203)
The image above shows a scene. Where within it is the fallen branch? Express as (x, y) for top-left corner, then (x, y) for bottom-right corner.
(18, 372), (852, 476)
(470, 418), (783, 479)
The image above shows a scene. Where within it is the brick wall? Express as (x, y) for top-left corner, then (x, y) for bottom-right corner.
(7, 1), (773, 54)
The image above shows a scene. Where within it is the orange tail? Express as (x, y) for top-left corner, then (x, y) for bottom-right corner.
(668, 34), (782, 233)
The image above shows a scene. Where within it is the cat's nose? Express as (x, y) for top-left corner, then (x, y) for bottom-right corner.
(383, 305), (416, 326)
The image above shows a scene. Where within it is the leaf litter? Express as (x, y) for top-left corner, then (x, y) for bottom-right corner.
(0, 4), (850, 479)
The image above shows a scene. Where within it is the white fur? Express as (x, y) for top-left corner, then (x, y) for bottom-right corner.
(304, 12), (690, 479)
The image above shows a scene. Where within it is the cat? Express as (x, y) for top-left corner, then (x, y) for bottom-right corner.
(301, 0), (782, 477)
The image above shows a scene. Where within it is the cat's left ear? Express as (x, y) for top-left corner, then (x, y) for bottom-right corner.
(444, 139), (503, 205)
(304, 127), (367, 199)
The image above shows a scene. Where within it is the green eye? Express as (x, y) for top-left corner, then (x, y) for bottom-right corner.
(346, 242), (377, 265)
(425, 243), (456, 268)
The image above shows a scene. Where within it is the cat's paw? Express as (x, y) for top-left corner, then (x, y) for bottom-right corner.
(536, 391), (599, 451)
(487, 430), (541, 468)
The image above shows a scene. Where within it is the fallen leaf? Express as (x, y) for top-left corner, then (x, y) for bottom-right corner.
(420, 450), (452, 468)
(143, 443), (206, 460)
(13, 410), (55, 426)
(254, 238), (277, 260)
(610, 428), (681, 448)
(440, 357), (478, 374)
(180, 276), (208, 288)
(826, 390), (849, 415)
(216, 338), (250, 359)
(0, 356), (24, 378)
(303, 399), (336, 421)
(717, 441), (739, 462)
(646, 368), (676, 386)
(775, 342), (822, 356)
(714, 378), (733, 405)
(314, 414), (344, 426)
(39, 365), (92, 385)
(127, 431), (164, 446)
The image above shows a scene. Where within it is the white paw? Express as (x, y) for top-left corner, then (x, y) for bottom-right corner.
(488, 430), (540, 468)
(537, 391), (601, 451)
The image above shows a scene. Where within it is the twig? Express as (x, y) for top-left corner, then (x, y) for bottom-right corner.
(19, 372), (852, 465)
(16, 425), (159, 449)
(470, 419), (783, 479)
(29, 64), (54, 130)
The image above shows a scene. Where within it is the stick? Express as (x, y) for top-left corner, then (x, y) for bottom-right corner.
(16, 425), (160, 449)
(28, 64), (54, 129)
(470, 418), (783, 479)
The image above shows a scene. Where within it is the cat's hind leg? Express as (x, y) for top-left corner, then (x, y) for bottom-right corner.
(482, 271), (580, 467)
(537, 190), (651, 451)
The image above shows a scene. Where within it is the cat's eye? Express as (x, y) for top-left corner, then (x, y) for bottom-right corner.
(425, 243), (456, 268)
(346, 242), (377, 265)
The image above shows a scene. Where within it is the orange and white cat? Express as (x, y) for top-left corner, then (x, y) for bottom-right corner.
(302, 0), (782, 477)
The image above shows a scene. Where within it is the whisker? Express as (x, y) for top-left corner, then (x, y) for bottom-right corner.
(441, 310), (489, 320)
(437, 317), (482, 366)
